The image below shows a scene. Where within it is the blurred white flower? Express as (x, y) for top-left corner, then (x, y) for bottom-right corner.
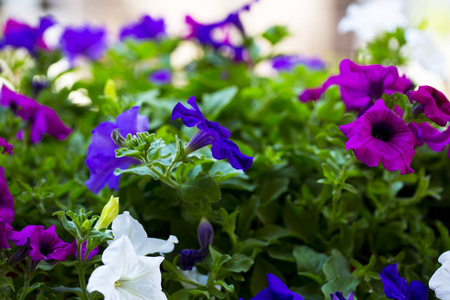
(179, 266), (209, 289)
(110, 211), (178, 256)
(430, 250), (450, 300)
(338, 0), (407, 41)
(87, 236), (167, 300)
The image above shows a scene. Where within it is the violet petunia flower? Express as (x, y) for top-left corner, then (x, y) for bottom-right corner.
(71, 240), (100, 261)
(119, 15), (166, 41)
(272, 55), (325, 72)
(179, 218), (213, 270)
(0, 16), (55, 54)
(407, 86), (450, 126)
(8, 225), (75, 262)
(250, 273), (304, 300)
(331, 292), (354, 300)
(0, 86), (71, 144)
(340, 99), (415, 174)
(0, 167), (14, 226)
(60, 25), (107, 63)
(0, 137), (13, 155)
(85, 106), (149, 194)
(408, 122), (450, 150)
(379, 263), (428, 300)
(149, 69), (172, 85)
(299, 59), (412, 112)
(172, 96), (253, 172)
(185, 0), (258, 62)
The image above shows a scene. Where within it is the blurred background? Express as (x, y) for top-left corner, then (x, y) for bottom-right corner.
(0, 0), (354, 60)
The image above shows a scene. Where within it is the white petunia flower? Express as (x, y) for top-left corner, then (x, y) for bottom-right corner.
(430, 250), (450, 299)
(338, 0), (407, 41)
(87, 236), (167, 300)
(110, 211), (178, 256)
(179, 266), (209, 289)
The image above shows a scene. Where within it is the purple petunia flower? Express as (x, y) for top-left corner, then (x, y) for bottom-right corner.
(0, 167), (13, 249)
(407, 86), (450, 127)
(0, 86), (72, 144)
(60, 25), (107, 63)
(250, 273), (304, 300)
(379, 263), (428, 300)
(340, 99), (415, 174)
(179, 218), (213, 270)
(149, 69), (172, 85)
(172, 96), (253, 172)
(119, 15), (166, 41)
(71, 240), (100, 261)
(299, 59), (412, 112)
(85, 106), (149, 194)
(408, 122), (450, 155)
(185, 0), (258, 62)
(272, 55), (326, 71)
(331, 292), (354, 300)
(8, 225), (75, 262)
(0, 16), (55, 54)
(0, 137), (13, 155)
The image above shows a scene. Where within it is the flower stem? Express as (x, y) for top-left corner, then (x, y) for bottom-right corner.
(18, 273), (31, 300)
(77, 240), (89, 300)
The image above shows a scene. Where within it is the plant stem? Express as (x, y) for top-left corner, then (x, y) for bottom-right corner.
(77, 240), (89, 300)
(18, 273), (31, 300)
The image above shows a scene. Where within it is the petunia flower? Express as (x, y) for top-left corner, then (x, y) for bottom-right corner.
(299, 59), (412, 112)
(8, 225), (75, 262)
(0, 16), (55, 54)
(0, 86), (72, 144)
(331, 292), (354, 300)
(380, 263), (428, 300)
(408, 122), (450, 151)
(430, 250), (450, 300)
(0, 137), (13, 155)
(60, 25), (107, 63)
(0, 167), (14, 249)
(119, 15), (166, 41)
(87, 236), (167, 300)
(149, 69), (172, 85)
(407, 86), (450, 126)
(85, 107), (149, 194)
(249, 273), (304, 300)
(340, 99), (415, 174)
(110, 211), (178, 256)
(179, 218), (213, 270)
(271, 55), (325, 72)
(185, 0), (258, 62)
(172, 96), (253, 172)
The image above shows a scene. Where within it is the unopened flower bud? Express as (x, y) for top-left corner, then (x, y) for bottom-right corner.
(111, 129), (127, 148)
(95, 196), (119, 231)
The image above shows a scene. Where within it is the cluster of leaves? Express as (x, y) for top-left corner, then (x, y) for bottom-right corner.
(0, 21), (448, 300)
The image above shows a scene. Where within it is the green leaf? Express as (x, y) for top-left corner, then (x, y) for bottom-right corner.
(178, 175), (221, 203)
(53, 211), (78, 237)
(114, 166), (159, 180)
(223, 253), (254, 273)
(202, 86), (238, 120)
(262, 25), (290, 45)
(293, 246), (328, 284)
(259, 177), (289, 205)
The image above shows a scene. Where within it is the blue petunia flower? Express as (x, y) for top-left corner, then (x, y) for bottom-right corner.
(379, 263), (428, 300)
(119, 15), (166, 41)
(331, 291), (354, 300)
(247, 273), (304, 300)
(179, 218), (213, 270)
(149, 69), (172, 85)
(184, 0), (258, 62)
(60, 25), (107, 63)
(171, 96), (253, 172)
(0, 16), (55, 55)
(85, 107), (149, 194)
(272, 55), (325, 72)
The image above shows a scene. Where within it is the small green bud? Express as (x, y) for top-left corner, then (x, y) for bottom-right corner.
(94, 196), (119, 231)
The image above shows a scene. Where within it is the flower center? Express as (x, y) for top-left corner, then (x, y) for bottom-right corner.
(371, 121), (394, 142)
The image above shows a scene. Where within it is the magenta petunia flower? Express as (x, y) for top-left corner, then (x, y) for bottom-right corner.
(0, 16), (55, 54)
(408, 122), (450, 154)
(407, 86), (450, 126)
(0, 137), (13, 155)
(0, 167), (14, 225)
(299, 59), (412, 112)
(340, 99), (415, 174)
(8, 225), (75, 262)
(0, 86), (72, 144)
